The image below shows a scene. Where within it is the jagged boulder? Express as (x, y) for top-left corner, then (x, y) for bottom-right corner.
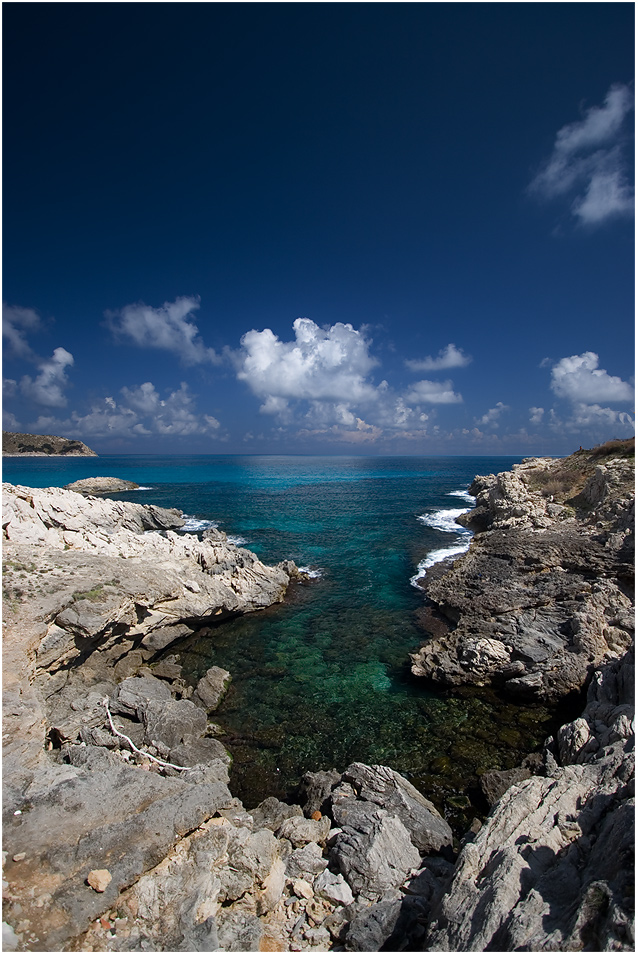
(425, 650), (635, 952)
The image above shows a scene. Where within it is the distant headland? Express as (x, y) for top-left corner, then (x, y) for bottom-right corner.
(2, 430), (98, 457)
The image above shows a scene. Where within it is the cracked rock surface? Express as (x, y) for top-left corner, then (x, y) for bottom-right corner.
(411, 452), (634, 702)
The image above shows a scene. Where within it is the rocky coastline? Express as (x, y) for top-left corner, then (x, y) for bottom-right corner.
(2, 447), (634, 951)
(2, 431), (98, 457)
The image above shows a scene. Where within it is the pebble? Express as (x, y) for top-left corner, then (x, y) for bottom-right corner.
(292, 878), (314, 900)
(87, 869), (112, 893)
(12, 854), (25, 863)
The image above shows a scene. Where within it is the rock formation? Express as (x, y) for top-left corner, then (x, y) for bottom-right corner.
(425, 647), (634, 952)
(2, 430), (97, 456)
(410, 448), (634, 703)
(64, 477), (140, 494)
(2, 444), (634, 951)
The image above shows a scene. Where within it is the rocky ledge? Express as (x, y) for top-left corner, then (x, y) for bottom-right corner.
(411, 444), (635, 703)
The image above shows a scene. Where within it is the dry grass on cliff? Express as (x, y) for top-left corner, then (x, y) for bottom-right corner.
(525, 438), (634, 504)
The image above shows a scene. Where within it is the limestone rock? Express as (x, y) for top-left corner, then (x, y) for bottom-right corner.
(425, 649), (635, 952)
(86, 869), (112, 893)
(276, 814), (331, 847)
(286, 841), (329, 880)
(344, 897), (402, 951)
(249, 796), (304, 831)
(64, 477), (140, 494)
(195, 665), (231, 710)
(314, 868), (355, 906)
(299, 768), (342, 817)
(411, 450), (634, 703)
(1, 481), (301, 951)
(329, 805), (421, 900)
(339, 762), (453, 854)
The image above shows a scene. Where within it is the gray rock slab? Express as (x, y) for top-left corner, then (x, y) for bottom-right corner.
(249, 796), (303, 831)
(195, 665), (231, 710)
(330, 805), (421, 899)
(339, 762), (453, 853)
(286, 841), (329, 880)
(276, 814), (331, 847)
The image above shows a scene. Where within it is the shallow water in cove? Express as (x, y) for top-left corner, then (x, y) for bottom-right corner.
(5, 454), (562, 827)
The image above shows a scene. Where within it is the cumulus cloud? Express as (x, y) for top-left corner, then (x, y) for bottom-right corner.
(476, 401), (508, 427)
(549, 352), (633, 404)
(549, 403), (634, 436)
(3, 304), (41, 359)
(234, 317), (467, 441)
(3, 378), (17, 398)
(29, 382), (223, 440)
(544, 352), (634, 439)
(405, 343), (472, 372)
(529, 406), (545, 425)
(3, 303), (76, 409)
(107, 296), (221, 366)
(20, 347), (74, 408)
(234, 317), (384, 428)
(403, 379), (463, 405)
(528, 83), (634, 225)
(3, 410), (20, 431)
(236, 318), (379, 410)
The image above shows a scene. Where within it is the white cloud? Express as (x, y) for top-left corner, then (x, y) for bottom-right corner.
(20, 347), (74, 408)
(107, 296), (221, 366)
(571, 160), (635, 224)
(549, 403), (634, 436)
(403, 379), (463, 404)
(3, 410), (20, 431)
(3, 378), (17, 398)
(236, 318), (379, 409)
(405, 343), (472, 372)
(528, 83), (634, 225)
(2, 304), (41, 359)
(476, 401), (508, 427)
(529, 406), (544, 425)
(549, 352), (633, 404)
(29, 381), (224, 441)
(235, 318), (465, 440)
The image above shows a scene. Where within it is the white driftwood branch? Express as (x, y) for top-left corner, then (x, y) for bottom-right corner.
(102, 698), (190, 771)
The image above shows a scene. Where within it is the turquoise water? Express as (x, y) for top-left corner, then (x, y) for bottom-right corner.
(4, 454), (560, 826)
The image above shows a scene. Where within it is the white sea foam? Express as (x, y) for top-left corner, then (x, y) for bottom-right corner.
(417, 507), (472, 534)
(412, 493), (475, 588)
(298, 566), (323, 579)
(410, 541), (471, 588)
(131, 486), (154, 491)
(448, 488), (475, 504)
(180, 515), (218, 533)
(226, 535), (248, 546)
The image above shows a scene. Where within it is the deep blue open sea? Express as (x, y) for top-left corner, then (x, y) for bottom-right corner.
(4, 454), (561, 825)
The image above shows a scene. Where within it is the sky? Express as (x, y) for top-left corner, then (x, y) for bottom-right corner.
(2, 2), (635, 455)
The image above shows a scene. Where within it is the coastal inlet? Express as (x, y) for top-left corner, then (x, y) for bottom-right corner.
(3, 453), (567, 829)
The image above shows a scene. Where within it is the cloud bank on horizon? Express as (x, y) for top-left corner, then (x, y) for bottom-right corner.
(3, 297), (634, 452)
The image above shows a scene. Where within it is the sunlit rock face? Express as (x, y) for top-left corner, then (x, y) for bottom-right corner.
(411, 452), (634, 703)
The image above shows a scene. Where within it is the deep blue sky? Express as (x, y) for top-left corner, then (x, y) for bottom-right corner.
(3, 3), (634, 454)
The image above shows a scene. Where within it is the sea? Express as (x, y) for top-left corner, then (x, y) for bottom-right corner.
(4, 454), (561, 826)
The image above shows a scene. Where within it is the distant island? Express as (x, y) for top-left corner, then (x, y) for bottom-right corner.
(2, 430), (98, 456)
